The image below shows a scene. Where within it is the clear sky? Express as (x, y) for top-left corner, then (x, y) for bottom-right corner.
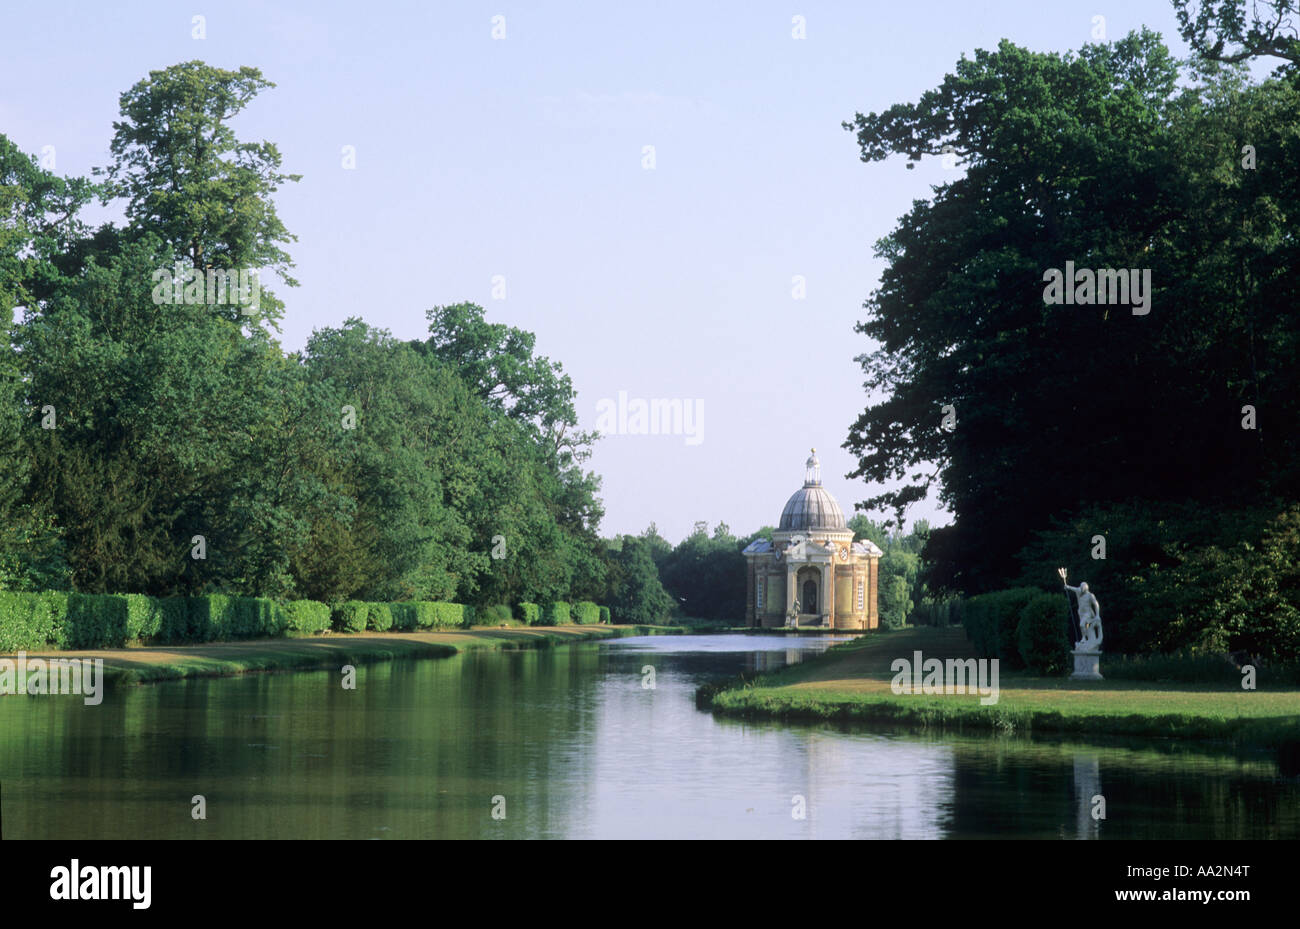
(2, 0), (1192, 543)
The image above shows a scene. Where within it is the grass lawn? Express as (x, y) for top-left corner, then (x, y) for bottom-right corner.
(704, 626), (1300, 750)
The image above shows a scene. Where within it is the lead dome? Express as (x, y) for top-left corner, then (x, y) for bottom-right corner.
(777, 449), (847, 531)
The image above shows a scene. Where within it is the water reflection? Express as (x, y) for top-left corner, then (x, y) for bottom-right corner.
(0, 634), (1295, 839)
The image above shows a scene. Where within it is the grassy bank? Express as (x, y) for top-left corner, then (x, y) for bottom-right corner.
(700, 626), (1300, 751)
(10, 624), (684, 687)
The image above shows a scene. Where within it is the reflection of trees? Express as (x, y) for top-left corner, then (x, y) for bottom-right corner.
(0, 647), (604, 838)
(944, 739), (1296, 839)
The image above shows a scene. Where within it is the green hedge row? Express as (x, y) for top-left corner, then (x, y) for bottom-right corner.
(518, 602), (541, 625)
(963, 587), (1070, 674)
(515, 600), (612, 626)
(544, 601), (571, 625)
(0, 590), (612, 651)
(0, 591), (69, 651)
(0, 591), (290, 649)
(283, 599), (332, 635)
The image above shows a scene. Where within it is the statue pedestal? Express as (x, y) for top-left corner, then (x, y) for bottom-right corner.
(1069, 649), (1103, 681)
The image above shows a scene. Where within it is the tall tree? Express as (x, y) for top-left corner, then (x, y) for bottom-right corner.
(418, 302), (607, 602)
(96, 61), (300, 326)
(842, 30), (1297, 594)
(0, 134), (100, 313)
(1174, 0), (1300, 68)
(17, 235), (307, 594)
(295, 320), (484, 602)
(420, 302), (595, 463)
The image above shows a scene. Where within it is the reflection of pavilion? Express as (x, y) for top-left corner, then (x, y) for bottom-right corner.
(743, 450), (882, 628)
(744, 648), (817, 673)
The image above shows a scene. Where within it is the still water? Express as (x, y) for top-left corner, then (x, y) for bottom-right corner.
(1, 634), (1296, 838)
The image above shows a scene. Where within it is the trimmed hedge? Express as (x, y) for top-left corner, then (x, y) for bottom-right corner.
(388, 602), (417, 631)
(65, 593), (129, 648)
(1016, 592), (1071, 675)
(962, 587), (1074, 675)
(517, 602), (541, 626)
(412, 602), (439, 628)
(245, 597), (287, 639)
(333, 601), (369, 634)
(185, 596), (286, 642)
(0, 592), (297, 648)
(544, 601), (571, 626)
(188, 594), (228, 641)
(389, 601), (443, 629)
(0, 590), (69, 651)
(963, 588), (1040, 668)
(284, 599), (331, 635)
(427, 602), (472, 628)
(0, 591), (604, 651)
(159, 597), (191, 642)
(367, 602), (394, 632)
(125, 593), (162, 641)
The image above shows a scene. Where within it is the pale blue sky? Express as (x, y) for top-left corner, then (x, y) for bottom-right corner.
(2, 0), (1191, 542)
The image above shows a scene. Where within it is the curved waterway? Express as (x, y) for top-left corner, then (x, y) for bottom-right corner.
(1, 634), (1296, 839)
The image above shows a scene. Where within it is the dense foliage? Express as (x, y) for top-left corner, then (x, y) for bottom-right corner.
(600, 535), (676, 625)
(963, 588), (1068, 674)
(0, 62), (607, 610)
(843, 23), (1300, 659)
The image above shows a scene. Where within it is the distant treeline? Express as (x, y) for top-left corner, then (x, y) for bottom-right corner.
(606, 517), (932, 627)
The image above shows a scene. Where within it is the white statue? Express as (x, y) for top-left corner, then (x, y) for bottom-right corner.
(1060, 568), (1102, 651)
(787, 597), (800, 628)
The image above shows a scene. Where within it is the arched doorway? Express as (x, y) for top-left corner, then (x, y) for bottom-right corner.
(802, 578), (818, 614)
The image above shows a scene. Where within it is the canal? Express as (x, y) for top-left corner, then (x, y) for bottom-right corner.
(1, 634), (1295, 838)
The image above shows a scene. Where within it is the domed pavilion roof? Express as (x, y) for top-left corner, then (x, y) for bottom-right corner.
(777, 449), (847, 531)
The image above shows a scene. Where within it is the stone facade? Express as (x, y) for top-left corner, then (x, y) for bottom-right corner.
(742, 450), (882, 629)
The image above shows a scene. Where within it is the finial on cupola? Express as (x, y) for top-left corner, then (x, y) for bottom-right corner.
(804, 448), (821, 486)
